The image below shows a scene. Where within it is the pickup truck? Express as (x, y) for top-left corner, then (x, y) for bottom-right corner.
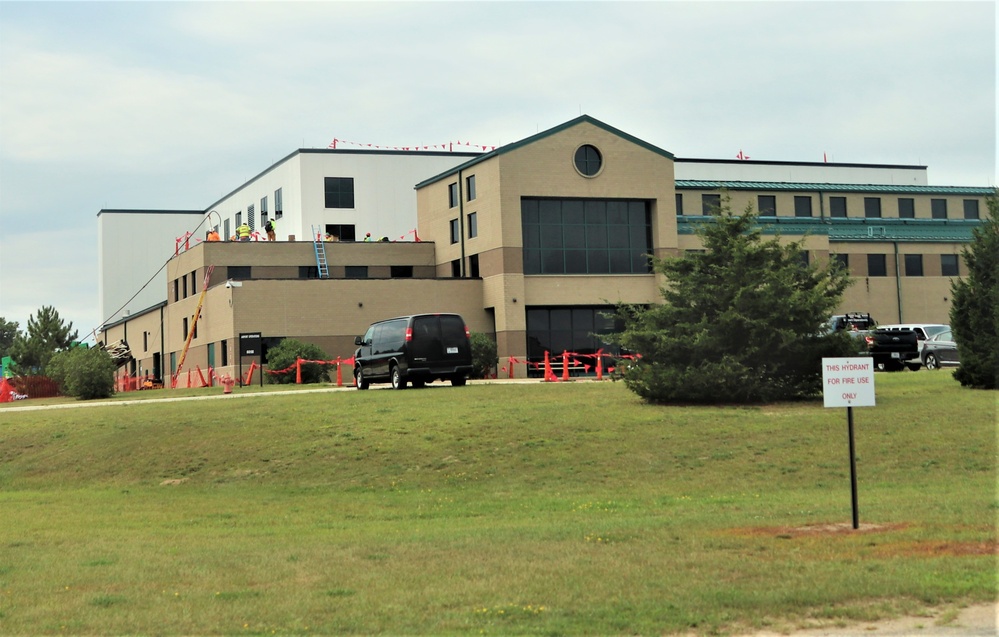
(863, 328), (921, 371)
(827, 313), (920, 371)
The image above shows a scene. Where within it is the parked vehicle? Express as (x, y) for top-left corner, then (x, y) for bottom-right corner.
(863, 328), (921, 371)
(353, 313), (474, 389)
(921, 328), (960, 369)
(876, 323), (949, 343)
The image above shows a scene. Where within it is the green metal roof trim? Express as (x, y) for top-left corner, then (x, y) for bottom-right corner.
(415, 115), (675, 189)
(676, 180), (996, 196)
(677, 215), (982, 242)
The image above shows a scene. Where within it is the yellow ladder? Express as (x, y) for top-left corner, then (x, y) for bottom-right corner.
(172, 264), (215, 387)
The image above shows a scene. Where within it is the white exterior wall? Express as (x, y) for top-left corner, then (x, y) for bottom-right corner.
(97, 209), (203, 327)
(206, 150), (480, 243)
(675, 160), (928, 185)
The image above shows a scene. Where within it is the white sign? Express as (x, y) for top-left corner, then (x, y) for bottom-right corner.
(822, 357), (876, 408)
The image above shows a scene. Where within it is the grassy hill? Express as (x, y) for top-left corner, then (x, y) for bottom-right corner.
(0, 374), (995, 635)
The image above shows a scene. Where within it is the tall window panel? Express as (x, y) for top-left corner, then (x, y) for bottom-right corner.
(829, 197), (847, 218)
(898, 198), (915, 218)
(931, 199), (947, 219)
(940, 254), (960, 276)
(757, 195), (776, 216)
(864, 197), (882, 218)
(963, 199), (980, 219)
(794, 196), (812, 217)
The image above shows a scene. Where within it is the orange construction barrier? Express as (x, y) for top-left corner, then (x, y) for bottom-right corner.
(196, 366), (207, 388)
(596, 349), (603, 380)
(561, 351), (569, 381)
(296, 358), (302, 384)
(336, 358), (344, 387)
(243, 361), (257, 385)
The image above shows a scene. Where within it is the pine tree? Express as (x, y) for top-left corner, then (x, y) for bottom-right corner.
(950, 195), (998, 389)
(612, 200), (857, 404)
(0, 317), (19, 358)
(8, 306), (79, 375)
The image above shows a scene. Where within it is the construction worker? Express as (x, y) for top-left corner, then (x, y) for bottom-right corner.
(265, 218), (276, 242)
(236, 222), (251, 241)
(206, 229), (220, 242)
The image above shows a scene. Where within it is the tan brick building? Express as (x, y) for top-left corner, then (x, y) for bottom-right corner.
(100, 115), (994, 386)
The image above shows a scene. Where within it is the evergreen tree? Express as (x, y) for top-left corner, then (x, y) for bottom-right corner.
(950, 195), (998, 389)
(0, 317), (19, 357)
(8, 306), (79, 375)
(612, 200), (857, 404)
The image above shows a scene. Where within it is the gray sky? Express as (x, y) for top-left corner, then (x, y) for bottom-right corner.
(0, 1), (995, 343)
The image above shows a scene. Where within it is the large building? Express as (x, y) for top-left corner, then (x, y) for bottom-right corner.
(99, 115), (994, 385)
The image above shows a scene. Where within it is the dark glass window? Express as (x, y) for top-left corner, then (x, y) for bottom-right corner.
(867, 254), (887, 277)
(235, 211), (242, 228)
(574, 145), (602, 176)
(525, 306), (626, 376)
(345, 266), (368, 279)
(832, 253), (849, 271)
(390, 265), (413, 278)
(325, 224), (355, 242)
(758, 195), (776, 216)
(794, 196), (813, 217)
(931, 199), (947, 219)
(274, 188), (283, 218)
(798, 251), (810, 267)
(675, 193), (683, 216)
(260, 195), (268, 217)
(182, 275), (188, 299)
(466, 175), (476, 201)
(829, 197), (847, 218)
(898, 198), (915, 218)
(864, 197), (882, 218)
(467, 212), (477, 238)
(450, 259), (461, 278)
(904, 254), (923, 277)
(227, 266), (251, 279)
(701, 194), (721, 215)
(173, 279), (179, 302)
(449, 218), (460, 244)
(963, 199), (980, 219)
(324, 177), (354, 209)
(298, 266), (319, 279)
(448, 183), (459, 208)
(224, 218), (230, 240)
(468, 254), (479, 278)
(521, 198), (652, 275)
(940, 254), (959, 276)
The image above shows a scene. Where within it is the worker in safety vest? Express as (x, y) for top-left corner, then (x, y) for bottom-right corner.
(236, 223), (251, 241)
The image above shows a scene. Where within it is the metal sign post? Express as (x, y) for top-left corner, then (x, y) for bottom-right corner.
(822, 357), (876, 529)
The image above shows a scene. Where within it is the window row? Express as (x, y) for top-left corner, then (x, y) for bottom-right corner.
(221, 264), (417, 280)
(830, 253), (962, 277)
(448, 174), (477, 208)
(677, 193), (981, 219)
(221, 188), (283, 239)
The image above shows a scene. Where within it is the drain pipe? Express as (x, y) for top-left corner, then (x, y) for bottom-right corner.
(457, 170), (466, 277)
(893, 241), (903, 322)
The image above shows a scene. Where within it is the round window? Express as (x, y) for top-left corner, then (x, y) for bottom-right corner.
(573, 144), (602, 177)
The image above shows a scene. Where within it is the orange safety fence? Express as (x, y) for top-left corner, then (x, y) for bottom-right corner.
(500, 350), (640, 381)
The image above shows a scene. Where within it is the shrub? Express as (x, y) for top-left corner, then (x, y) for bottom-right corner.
(47, 346), (116, 400)
(470, 332), (498, 379)
(266, 339), (331, 384)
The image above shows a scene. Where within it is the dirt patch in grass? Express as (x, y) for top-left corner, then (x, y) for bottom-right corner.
(870, 539), (997, 557)
(727, 522), (908, 538)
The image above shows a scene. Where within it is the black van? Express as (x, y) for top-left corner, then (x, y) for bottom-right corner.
(353, 313), (474, 389)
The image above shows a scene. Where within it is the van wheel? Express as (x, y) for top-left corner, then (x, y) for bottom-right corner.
(391, 366), (407, 390)
(451, 376), (467, 387)
(355, 367), (369, 390)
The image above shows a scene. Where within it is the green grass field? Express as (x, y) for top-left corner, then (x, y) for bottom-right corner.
(0, 372), (995, 636)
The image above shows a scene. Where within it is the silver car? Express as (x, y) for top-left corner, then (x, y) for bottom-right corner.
(921, 328), (959, 369)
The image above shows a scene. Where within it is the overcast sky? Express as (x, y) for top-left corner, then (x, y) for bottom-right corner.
(0, 1), (995, 343)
